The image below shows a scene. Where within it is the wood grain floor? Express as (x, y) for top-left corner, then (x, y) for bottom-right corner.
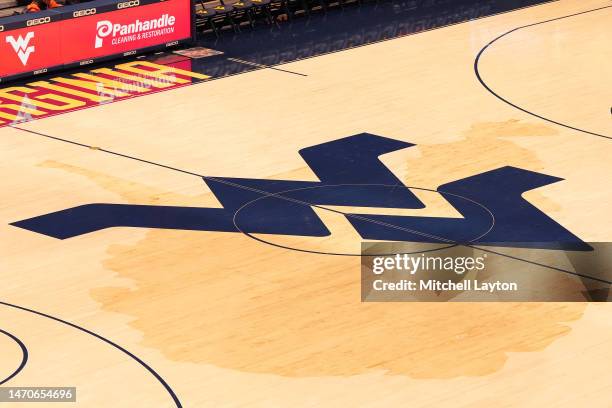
(0, 0), (610, 406)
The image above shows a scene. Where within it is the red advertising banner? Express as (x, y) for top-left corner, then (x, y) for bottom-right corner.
(0, 22), (62, 78)
(0, 0), (192, 80)
(62, 0), (191, 61)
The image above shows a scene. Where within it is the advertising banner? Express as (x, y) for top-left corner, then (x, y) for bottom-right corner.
(0, 0), (193, 81)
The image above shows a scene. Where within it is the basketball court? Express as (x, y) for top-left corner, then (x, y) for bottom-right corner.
(0, 0), (611, 406)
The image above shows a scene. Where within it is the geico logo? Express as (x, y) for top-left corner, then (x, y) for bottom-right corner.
(73, 8), (96, 17)
(79, 59), (94, 65)
(123, 50), (136, 56)
(27, 16), (51, 26)
(33, 68), (48, 74)
(117, 0), (139, 9)
(165, 40), (179, 47)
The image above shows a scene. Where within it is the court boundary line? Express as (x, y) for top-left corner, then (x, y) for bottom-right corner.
(227, 58), (308, 76)
(474, 4), (612, 140)
(9, 124), (611, 286)
(0, 301), (182, 407)
(0, 328), (28, 386)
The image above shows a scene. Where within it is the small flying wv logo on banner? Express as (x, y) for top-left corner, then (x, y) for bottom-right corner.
(6, 32), (35, 66)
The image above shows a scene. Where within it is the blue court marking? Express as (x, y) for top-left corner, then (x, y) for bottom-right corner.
(7, 126), (610, 283)
(232, 183), (495, 256)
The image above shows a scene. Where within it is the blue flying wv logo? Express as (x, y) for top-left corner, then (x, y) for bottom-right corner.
(11, 133), (588, 250)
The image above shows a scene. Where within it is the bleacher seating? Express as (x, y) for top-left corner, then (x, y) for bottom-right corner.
(0, 0), (23, 16)
(195, 0), (367, 36)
